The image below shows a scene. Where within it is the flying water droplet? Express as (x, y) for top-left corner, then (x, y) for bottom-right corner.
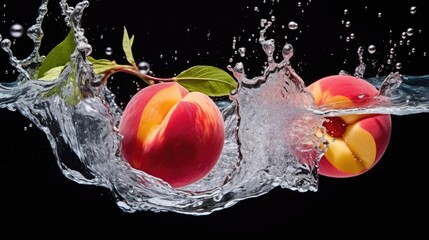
(9, 23), (24, 38)
(238, 47), (246, 57)
(288, 21), (298, 30)
(368, 45), (376, 54)
(410, 6), (417, 14)
(395, 62), (402, 69)
(138, 61), (150, 74)
(282, 43), (294, 61)
(406, 28), (414, 36)
(105, 47), (113, 56)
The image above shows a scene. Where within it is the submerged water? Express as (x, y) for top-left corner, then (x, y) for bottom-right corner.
(0, 1), (428, 215)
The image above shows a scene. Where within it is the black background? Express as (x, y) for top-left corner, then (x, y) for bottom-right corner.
(1, 0), (428, 234)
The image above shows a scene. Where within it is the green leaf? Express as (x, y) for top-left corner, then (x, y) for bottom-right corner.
(88, 56), (117, 75)
(37, 28), (76, 79)
(122, 27), (135, 65)
(38, 65), (66, 80)
(176, 65), (237, 97)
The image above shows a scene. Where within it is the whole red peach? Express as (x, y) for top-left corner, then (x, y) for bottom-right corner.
(307, 75), (392, 177)
(118, 82), (225, 188)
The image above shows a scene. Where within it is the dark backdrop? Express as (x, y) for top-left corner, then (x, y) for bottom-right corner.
(0, 0), (428, 234)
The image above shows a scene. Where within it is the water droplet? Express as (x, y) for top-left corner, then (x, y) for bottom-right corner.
(358, 93), (365, 99)
(238, 47), (246, 57)
(344, 9), (348, 15)
(23, 127), (27, 131)
(411, 48), (416, 53)
(395, 62), (402, 69)
(282, 43), (294, 61)
(271, 16), (276, 22)
(232, 36), (236, 50)
(297, 2), (302, 7)
(368, 45), (376, 54)
(350, 33), (355, 39)
(254, 6), (259, 12)
(260, 19), (267, 27)
(105, 47), (112, 56)
(378, 12), (382, 18)
(1, 39), (11, 49)
(410, 6), (417, 14)
(288, 21), (298, 30)
(406, 28), (414, 36)
(213, 193), (223, 202)
(9, 23), (24, 38)
(345, 21), (351, 27)
(138, 61), (150, 74)
(390, 48), (395, 54)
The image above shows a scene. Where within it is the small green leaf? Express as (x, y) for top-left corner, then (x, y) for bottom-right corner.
(122, 27), (135, 65)
(176, 65), (237, 97)
(88, 56), (117, 75)
(38, 28), (76, 79)
(38, 65), (66, 80)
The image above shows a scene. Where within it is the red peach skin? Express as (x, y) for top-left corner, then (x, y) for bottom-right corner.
(119, 82), (225, 188)
(308, 75), (392, 177)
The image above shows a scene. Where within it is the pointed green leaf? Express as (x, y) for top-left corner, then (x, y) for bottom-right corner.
(176, 65), (237, 97)
(38, 28), (76, 79)
(38, 65), (66, 80)
(88, 56), (117, 75)
(122, 27), (135, 65)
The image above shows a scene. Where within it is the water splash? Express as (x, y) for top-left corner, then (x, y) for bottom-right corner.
(1, 1), (429, 215)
